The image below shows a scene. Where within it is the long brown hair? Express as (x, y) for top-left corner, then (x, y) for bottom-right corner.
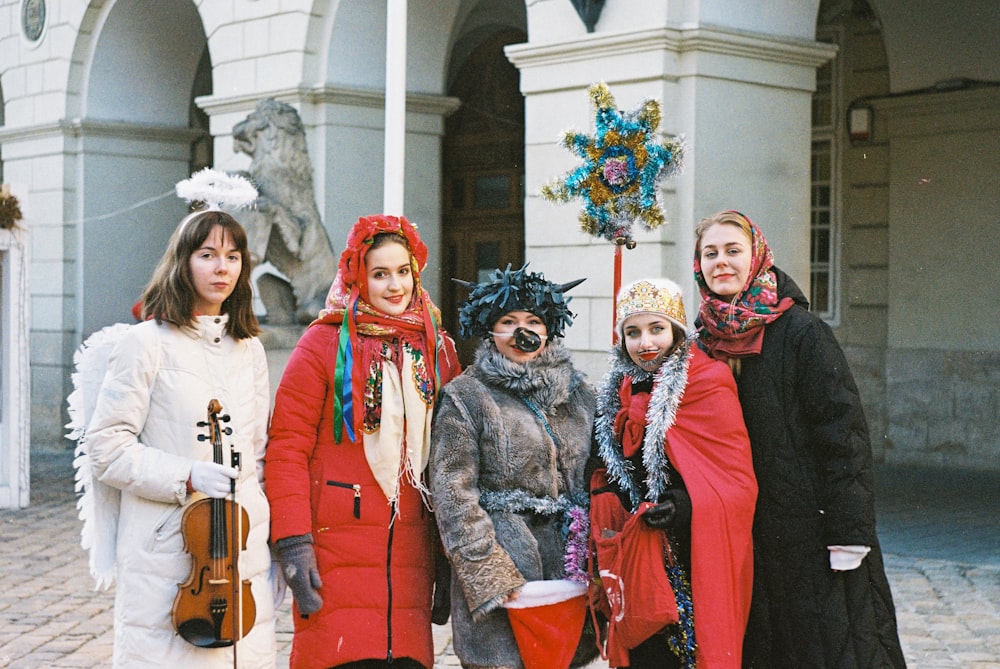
(140, 209), (260, 339)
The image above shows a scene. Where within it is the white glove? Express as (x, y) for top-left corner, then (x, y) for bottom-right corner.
(190, 461), (238, 498)
(828, 545), (871, 571)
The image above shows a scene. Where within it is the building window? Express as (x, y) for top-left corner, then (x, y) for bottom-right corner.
(810, 35), (839, 321)
(810, 140), (833, 316)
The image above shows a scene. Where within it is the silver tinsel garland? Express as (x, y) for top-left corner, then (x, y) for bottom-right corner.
(594, 331), (697, 509)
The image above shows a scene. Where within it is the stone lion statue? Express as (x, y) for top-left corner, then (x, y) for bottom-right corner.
(232, 98), (337, 324)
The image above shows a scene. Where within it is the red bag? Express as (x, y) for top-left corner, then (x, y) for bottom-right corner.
(589, 468), (678, 667)
(505, 580), (588, 669)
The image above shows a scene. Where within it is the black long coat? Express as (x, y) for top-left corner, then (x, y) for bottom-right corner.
(713, 269), (906, 669)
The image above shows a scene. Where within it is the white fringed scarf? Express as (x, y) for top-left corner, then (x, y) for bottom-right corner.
(362, 346), (434, 505)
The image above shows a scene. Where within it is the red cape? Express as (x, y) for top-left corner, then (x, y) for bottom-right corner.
(663, 346), (757, 668)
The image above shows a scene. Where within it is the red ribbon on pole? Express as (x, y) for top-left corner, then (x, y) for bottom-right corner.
(612, 243), (622, 345)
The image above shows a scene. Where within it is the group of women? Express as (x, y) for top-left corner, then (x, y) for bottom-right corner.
(82, 170), (906, 669)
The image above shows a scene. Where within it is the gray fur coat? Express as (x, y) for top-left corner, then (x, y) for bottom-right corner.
(430, 341), (595, 669)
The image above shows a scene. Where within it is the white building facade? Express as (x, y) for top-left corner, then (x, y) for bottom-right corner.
(1, 0), (998, 505)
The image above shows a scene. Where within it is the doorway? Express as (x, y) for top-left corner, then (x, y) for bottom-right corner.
(441, 30), (526, 364)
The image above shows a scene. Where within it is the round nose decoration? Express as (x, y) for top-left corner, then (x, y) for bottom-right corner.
(512, 328), (542, 352)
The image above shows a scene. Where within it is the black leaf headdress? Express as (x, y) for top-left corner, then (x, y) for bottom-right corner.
(454, 264), (585, 340)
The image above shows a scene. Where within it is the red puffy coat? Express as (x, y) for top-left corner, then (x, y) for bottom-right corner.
(266, 322), (460, 668)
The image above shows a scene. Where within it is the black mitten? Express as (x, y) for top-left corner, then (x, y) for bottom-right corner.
(642, 499), (677, 529)
(430, 520), (452, 625)
(276, 534), (323, 616)
(432, 552), (451, 625)
(643, 488), (693, 530)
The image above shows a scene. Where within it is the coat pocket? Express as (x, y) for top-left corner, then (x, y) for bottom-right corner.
(325, 479), (361, 519)
(145, 502), (185, 555)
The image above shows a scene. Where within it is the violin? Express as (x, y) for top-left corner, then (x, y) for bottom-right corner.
(172, 399), (256, 650)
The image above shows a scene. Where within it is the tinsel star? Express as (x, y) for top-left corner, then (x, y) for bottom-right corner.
(541, 82), (684, 245)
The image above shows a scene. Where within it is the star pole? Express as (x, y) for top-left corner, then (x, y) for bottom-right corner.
(541, 83), (684, 344)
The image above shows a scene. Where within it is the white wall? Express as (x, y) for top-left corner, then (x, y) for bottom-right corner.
(885, 88), (1000, 351)
(78, 126), (193, 333)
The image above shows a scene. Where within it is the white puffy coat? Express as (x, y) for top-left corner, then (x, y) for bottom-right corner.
(87, 316), (276, 668)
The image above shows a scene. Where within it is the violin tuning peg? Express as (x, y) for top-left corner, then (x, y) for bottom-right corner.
(223, 427), (233, 436)
(197, 434), (208, 442)
(196, 420), (208, 427)
(220, 414), (231, 423)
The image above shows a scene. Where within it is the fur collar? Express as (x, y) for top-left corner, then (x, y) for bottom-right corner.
(594, 331), (696, 509)
(471, 340), (580, 412)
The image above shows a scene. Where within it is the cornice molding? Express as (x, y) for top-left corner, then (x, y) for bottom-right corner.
(0, 118), (203, 143)
(506, 25), (837, 70)
(196, 85), (461, 118)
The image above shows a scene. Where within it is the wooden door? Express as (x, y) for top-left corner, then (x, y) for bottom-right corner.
(441, 30), (526, 365)
(441, 176), (524, 363)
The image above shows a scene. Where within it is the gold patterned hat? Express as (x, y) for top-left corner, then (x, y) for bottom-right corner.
(615, 278), (687, 336)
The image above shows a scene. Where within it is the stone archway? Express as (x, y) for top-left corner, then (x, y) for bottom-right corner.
(814, 0), (892, 457)
(76, 0), (209, 334)
(315, 0), (466, 291)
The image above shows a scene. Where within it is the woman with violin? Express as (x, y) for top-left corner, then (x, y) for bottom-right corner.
(85, 172), (277, 667)
(265, 214), (461, 669)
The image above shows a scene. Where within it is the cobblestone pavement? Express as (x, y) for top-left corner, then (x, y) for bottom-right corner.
(0, 454), (997, 668)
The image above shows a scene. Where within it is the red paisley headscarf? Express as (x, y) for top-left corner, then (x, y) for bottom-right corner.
(694, 211), (795, 360)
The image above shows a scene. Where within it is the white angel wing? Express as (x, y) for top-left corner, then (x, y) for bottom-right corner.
(66, 322), (133, 591)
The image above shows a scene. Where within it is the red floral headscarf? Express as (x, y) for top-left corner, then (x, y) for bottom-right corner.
(694, 211), (795, 360)
(315, 214), (444, 443)
(320, 213), (429, 316)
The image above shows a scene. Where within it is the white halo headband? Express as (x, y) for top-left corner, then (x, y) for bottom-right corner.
(175, 168), (257, 212)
